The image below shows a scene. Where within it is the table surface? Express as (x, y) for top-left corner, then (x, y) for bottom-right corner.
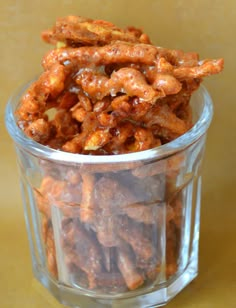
(1, 1), (235, 307)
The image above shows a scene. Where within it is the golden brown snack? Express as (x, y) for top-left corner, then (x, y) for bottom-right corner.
(116, 241), (144, 290)
(143, 103), (188, 136)
(41, 15), (150, 46)
(61, 218), (103, 289)
(17, 15), (224, 293)
(123, 203), (174, 225)
(42, 42), (159, 70)
(173, 58), (224, 80)
(34, 175), (82, 218)
(42, 218), (58, 278)
(93, 176), (136, 247)
(152, 73), (182, 95)
(117, 216), (154, 264)
(80, 173), (96, 223)
(17, 15), (224, 154)
(17, 64), (66, 122)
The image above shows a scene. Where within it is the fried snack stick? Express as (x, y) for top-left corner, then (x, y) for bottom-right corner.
(111, 68), (161, 101)
(42, 42), (160, 70)
(131, 127), (161, 152)
(24, 118), (52, 144)
(62, 111), (99, 153)
(34, 175), (82, 218)
(164, 193), (184, 278)
(96, 95), (133, 129)
(41, 15), (150, 46)
(93, 177), (129, 247)
(50, 109), (79, 140)
(34, 176), (64, 217)
(26, 105), (80, 145)
(17, 64), (66, 122)
(143, 56), (223, 92)
(75, 70), (111, 99)
(61, 218), (103, 289)
(173, 58), (224, 80)
(168, 192), (184, 228)
(63, 111), (113, 154)
(102, 121), (160, 154)
(116, 240), (144, 290)
(124, 203), (174, 225)
(117, 216), (154, 265)
(102, 122), (135, 154)
(93, 176), (162, 245)
(43, 41), (224, 82)
(143, 103), (188, 136)
(139, 52), (198, 82)
(62, 131), (87, 153)
(152, 73), (182, 95)
(159, 49), (199, 67)
(75, 67), (161, 101)
(142, 58), (182, 95)
(110, 95), (131, 112)
(84, 121), (159, 153)
(84, 129), (112, 151)
(42, 16), (91, 45)
(77, 65), (204, 108)
(151, 56), (224, 85)
(94, 174), (165, 226)
(162, 88), (193, 112)
(42, 217), (58, 277)
(16, 64), (68, 144)
(80, 173), (96, 223)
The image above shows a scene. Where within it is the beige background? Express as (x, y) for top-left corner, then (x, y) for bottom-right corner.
(0, 1), (235, 307)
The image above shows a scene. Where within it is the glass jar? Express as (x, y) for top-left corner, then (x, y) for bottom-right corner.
(5, 82), (213, 308)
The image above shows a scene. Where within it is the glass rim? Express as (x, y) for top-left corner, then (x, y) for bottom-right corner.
(5, 80), (213, 165)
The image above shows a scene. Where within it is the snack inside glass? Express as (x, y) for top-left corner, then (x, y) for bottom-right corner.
(5, 82), (213, 308)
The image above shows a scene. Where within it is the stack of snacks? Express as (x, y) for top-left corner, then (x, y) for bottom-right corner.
(17, 15), (223, 154)
(15, 16), (223, 293)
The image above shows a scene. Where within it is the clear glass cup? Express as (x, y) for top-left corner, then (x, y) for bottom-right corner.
(5, 82), (213, 308)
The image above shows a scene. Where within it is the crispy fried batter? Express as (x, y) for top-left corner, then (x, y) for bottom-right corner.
(93, 176), (137, 247)
(61, 219), (103, 288)
(117, 216), (154, 263)
(173, 58), (224, 80)
(75, 69), (111, 99)
(45, 222), (58, 277)
(76, 67), (161, 101)
(84, 129), (111, 150)
(41, 15), (150, 46)
(80, 174), (96, 223)
(111, 67), (162, 101)
(42, 42), (160, 70)
(143, 103), (188, 136)
(17, 64), (66, 122)
(24, 118), (52, 144)
(116, 241), (144, 290)
(152, 73), (182, 95)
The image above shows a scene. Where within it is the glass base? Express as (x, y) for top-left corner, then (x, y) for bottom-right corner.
(33, 257), (198, 308)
